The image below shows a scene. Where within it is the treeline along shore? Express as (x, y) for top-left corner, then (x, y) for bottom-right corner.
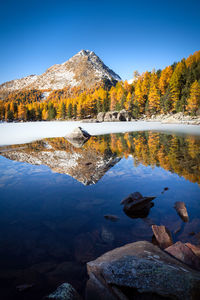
(0, 50), (200, 122)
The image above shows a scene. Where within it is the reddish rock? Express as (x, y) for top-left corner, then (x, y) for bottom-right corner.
(151, 225), (173, 249)
(174, 201), (189, 222)
(185, 243), (200, 258)
(165, 241), (200, 271)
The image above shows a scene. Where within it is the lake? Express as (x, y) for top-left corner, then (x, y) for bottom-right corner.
(0, 128), (200, 299)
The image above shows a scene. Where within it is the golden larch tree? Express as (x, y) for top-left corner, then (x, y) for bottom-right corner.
(186, 80), (200, 114)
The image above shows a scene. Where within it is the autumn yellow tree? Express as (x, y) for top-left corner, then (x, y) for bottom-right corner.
(148, 72), (160, 113)
(169, 61), (186, 111)
(186, 80), (200, 115)
(18, 103), (27, 120)
(110, 86), (117, 111)
(134, 77), (145, 113)
(159, 66), (173, 95)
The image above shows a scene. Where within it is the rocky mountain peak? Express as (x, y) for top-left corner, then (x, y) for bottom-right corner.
(0, 50), (121, 98)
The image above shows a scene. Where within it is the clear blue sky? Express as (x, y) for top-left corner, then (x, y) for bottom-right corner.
(0, 0), (200, 84)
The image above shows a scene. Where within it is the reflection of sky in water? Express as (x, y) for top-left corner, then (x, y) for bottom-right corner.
(0, 132), (200, 299)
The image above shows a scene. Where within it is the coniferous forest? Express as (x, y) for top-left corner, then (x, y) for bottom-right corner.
(0, 50), (200, 122)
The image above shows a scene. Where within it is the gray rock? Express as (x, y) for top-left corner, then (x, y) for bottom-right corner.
(96, 112), (105, 122)
(111, 111), (118, 121)
(65, 127), (91, 148)
(45, 283), (81, 300)
(117, 109), (132, 121)
(104, 112), (114, 122)
(97, 110), (132, 122)
(66, 127), (90, 140)
(87, 241), (200, 300)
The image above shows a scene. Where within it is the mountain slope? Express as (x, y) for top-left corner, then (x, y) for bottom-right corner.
(0, 50), (121, 96)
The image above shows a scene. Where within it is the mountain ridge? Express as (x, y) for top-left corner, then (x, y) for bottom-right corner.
(0, 50), (121, 97)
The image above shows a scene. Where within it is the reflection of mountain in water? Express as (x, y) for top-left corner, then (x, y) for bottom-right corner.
(0, 137), (120, 185)
(0, 132), (200, 185)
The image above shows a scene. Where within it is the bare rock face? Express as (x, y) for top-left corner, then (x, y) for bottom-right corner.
(86, 241), (200, 300)
(121, 192), (155, 218)
(151, 225), (173, 249)
(174, 201), (189, 222)
(65, 127), (91, 148)
(165, 241), (200, 271)
(45, 282), (81, 300)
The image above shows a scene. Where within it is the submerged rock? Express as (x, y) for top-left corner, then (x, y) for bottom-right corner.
(45, 283), (81, 300)
(104, 215), (119, 222)
(165, 241), (200, 271)
(121, 192), (155, 218)
(86, 241), (200, 300)
(16, 283), (34, 292)
(161, 187), (169, 194)
(65, 127), (91, 148)
(174, 201), (189, 222)
(101, 227), (115, 243)
(151, 225), (173, 249)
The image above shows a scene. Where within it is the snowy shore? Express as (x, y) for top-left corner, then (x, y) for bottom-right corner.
(0, 121), (200, 146)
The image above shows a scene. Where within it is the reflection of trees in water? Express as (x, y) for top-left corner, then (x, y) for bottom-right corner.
(1, 132), (200, 184)
(85, 132), (200, 185)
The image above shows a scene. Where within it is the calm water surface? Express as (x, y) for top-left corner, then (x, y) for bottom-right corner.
(0, 131), (200, 299)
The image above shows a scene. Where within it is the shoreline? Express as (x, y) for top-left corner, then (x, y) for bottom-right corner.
(0, 120), (200, 147)
(139, 112), (200, 125)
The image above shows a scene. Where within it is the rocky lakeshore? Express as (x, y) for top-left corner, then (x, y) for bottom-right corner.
(44, 238), (200, 300)
(42, 195), (200, 300)
(85, 111), (200, 125)
(141, 112), (200, 125)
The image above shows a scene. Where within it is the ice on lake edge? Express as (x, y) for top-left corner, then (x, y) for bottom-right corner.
(0, 121), (200, 146)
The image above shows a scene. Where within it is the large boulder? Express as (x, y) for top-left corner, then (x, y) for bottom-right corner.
(86, 241), (200, 300)
(117, 109), (132, 121)
(45, 283), (81, 300)
(104, 112), (118, 122)
(65, 127), (91, 148)
(97, 110), (132, 122)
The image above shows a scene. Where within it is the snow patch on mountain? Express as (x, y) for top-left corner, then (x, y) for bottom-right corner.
(0, 50), (121, 95)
